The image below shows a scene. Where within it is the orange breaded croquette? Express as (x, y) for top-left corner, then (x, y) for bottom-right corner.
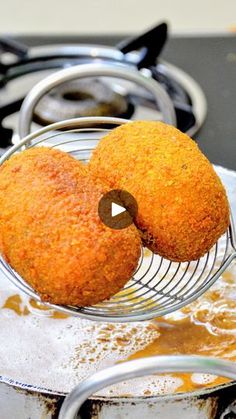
(89, 121), (230, 262)
(0, 147), (141, 306)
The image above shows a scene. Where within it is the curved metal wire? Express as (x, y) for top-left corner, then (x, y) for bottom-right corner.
(0, 116), (235, 322)
(18, 62), (176, 138)
(59, 355), (236, 419)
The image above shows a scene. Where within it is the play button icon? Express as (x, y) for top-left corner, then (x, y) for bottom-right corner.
(98, 189), (138, 230)
(112, 202), (126, 217)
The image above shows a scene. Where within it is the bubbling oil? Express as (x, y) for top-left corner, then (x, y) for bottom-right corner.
(125, 268), (236, 393)
(2, 293), (69, 319)
(1, 262), (236, 396)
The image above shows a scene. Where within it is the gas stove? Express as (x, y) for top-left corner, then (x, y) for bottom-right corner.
(0, 24), (235, 171)
(0, 24), (206, 147)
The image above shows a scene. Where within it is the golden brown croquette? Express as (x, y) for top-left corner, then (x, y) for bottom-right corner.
(89, 121), (230, 262)
(0, 147), (141, 306)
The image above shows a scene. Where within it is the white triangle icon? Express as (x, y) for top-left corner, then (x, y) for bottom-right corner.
(112, 202), (126, 217)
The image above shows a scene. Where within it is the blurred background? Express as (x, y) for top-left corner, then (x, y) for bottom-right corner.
(0, 0), (236, 170)
(1, 0), (236, 34)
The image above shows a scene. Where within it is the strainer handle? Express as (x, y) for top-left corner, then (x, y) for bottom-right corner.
(58, 355), (236, 419)
(19, 62), (176, 138)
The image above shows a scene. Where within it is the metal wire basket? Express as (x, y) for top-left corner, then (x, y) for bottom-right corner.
(0, 117), (235, 322)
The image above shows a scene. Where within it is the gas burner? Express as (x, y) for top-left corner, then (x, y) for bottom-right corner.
(0, 23), (207, 147)
(33, 79), (134, 125)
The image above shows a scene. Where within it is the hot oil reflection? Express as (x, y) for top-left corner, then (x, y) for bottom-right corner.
(1, 260), (236, 395)
(126, 316), (235, 392)
(2, 294), (69, 319)
(3, 294), (30, 316)
(125, 269), (236, 393)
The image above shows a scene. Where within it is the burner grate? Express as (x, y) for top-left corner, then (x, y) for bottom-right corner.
(0, 24), (207, 148)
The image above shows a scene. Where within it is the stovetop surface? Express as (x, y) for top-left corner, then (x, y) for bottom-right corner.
(12, 35), (236, 171)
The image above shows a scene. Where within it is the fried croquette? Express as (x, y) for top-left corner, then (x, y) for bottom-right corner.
(0, 147), (141, 306)
(89, 121), (230, 262)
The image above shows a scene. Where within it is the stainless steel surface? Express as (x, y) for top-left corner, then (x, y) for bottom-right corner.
(0, 39), (208, 149)
(159, 60), (207, 137)
(0, 116), (235, 322)
(0, 383), (61, 419)
(18, 63), (176, 138)
(59, 355), (236, 419)
(27, 44), (125, 62)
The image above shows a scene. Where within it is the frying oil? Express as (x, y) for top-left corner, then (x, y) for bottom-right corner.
(0, 261), (235, 397)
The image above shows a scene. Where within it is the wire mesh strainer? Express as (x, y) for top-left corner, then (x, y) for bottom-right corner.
(0, 117), (235, 322)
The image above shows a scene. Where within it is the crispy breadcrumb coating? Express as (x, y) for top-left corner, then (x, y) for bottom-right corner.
(0, 147), (141, 306)
(89, 121), (230, 261)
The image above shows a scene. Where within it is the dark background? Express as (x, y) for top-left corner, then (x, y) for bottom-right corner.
(16, 35), (236, 171)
